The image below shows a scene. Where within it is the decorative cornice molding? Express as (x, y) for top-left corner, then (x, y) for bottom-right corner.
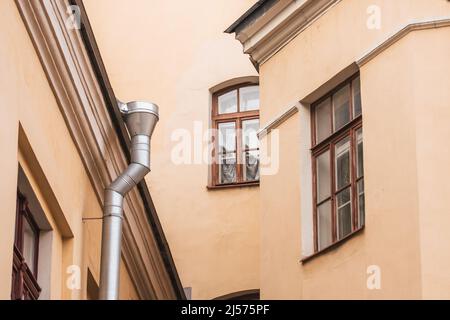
(357, 17), (450, 67)
(233, 0), (293, 44)
(258, 103), (299, 138)
(255, 16), (450, 137)
(16, 0), (181, 300)
(230, 0), (340, 66)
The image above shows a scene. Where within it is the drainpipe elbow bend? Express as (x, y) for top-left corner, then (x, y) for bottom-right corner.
(99, 100), (158, 300)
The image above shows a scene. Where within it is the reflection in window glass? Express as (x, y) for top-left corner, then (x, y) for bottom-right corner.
(218, 90), (238, 114)
(240, 86), (259, 112)
(335, 137), (351, 190)
(316, 151), (331, 203)
(13, 192), (41, 300)
(315, 98), (332, 143)
(22, 217), (37, 274)
(242, 119), (260, 182)
(218, 122), (237, 184)
(333, 85), (350, 131)
(312, 76), (365, 253)
(242, 119), (259, 150)
(358, 179), (365, 228)
(218, 122), (236, 153)
(353, 77), (362, 117)
(219, 153), (237, 184)
(356, 128), (364, 178)
(337, 187), (352, 239)
(317, 200), (332, 251)
(243, 150), (259, 182)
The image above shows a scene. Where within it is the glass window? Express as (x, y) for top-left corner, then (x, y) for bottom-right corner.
(317, 200), (332, 251)
(243, 150), (260, 182)
(337, 187), (352, 239)
(218, 122), (236, 153)
(333, 85), (351, 131)
(218, 122), (237, 184)
(315, 98), (332, 143)
(357, 179), (365, 228)
(242, 119), (259, 150)
(242, 119), (260, 182)
(22, 217), (37, 274)
(219, 153), (237, 184)
(12, 192), (41, 300)
(240, 86), (259, 112)
(218, 90), (238, 114)
(356, 128), (365, 228)
(213, 84), (260, 186)
(356, 128), (364, 178)
(335, 137), (351, 190)
(316, 151), (331, 203)
(312, 75), (364, 254)
(352, 77), (362, 117)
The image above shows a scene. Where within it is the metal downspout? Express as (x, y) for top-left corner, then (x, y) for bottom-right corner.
(99, 101), (159, 300)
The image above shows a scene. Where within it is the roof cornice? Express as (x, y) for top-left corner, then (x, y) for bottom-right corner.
(255, 16), (450, 140)
(357, 16), (450, 67)
(227, 0), (340, 66)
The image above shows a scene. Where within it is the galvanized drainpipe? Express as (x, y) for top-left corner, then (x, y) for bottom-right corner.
(99, 101), (159, 300)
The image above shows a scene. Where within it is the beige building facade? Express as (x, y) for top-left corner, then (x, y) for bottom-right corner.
(1, 0), (260, 301)
(82, 0), (261, 300)
(227, 0), (450, 299)
(1, 0), (184, 300)
(2, 0), (450, 301)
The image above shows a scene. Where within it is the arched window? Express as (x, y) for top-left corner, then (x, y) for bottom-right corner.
(211, 83), (260, 187)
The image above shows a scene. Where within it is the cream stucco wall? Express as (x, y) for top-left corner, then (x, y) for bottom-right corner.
(0, 0), (137, 300)
(83, 0), (260, 299)
(258, 0), (450, 299)
(398, 28), (450, 299)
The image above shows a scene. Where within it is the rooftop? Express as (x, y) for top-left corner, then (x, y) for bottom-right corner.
(225, 0), (277, 34)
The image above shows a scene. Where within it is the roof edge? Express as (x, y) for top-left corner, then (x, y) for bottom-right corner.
(225, 0), (276, 33)
(71, 0), (186, 300)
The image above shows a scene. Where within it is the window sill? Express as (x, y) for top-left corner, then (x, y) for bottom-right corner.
(300, 226), (365, 264)
(207, 181), (260, 190)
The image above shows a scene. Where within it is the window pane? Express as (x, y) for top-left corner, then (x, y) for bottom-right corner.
(317, 200), (332, 251)
(335, 136), (351, 190)
(242, 119), (259, 150)
(358, 179), (365, 228)
(315, 98), (332, 143)
(337, 187), (352, 240)
(23, 217), (37, 274)
(356, 128), (364, 178)
(243, 150), (260, 182)
(219, 153), (236, 184)
(218, 122), (236, 153)
(240, 86), (259, 112)
(218, 90), (238, 114)
(316, 151), (331, 203)
(333, 85), (351, 131)
(352, 77), (362, 117)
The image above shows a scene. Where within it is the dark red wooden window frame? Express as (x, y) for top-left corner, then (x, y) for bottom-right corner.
(211, 83), (260, 187)
(11, 191), (41, 300)
(311, 74), (365, 254)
